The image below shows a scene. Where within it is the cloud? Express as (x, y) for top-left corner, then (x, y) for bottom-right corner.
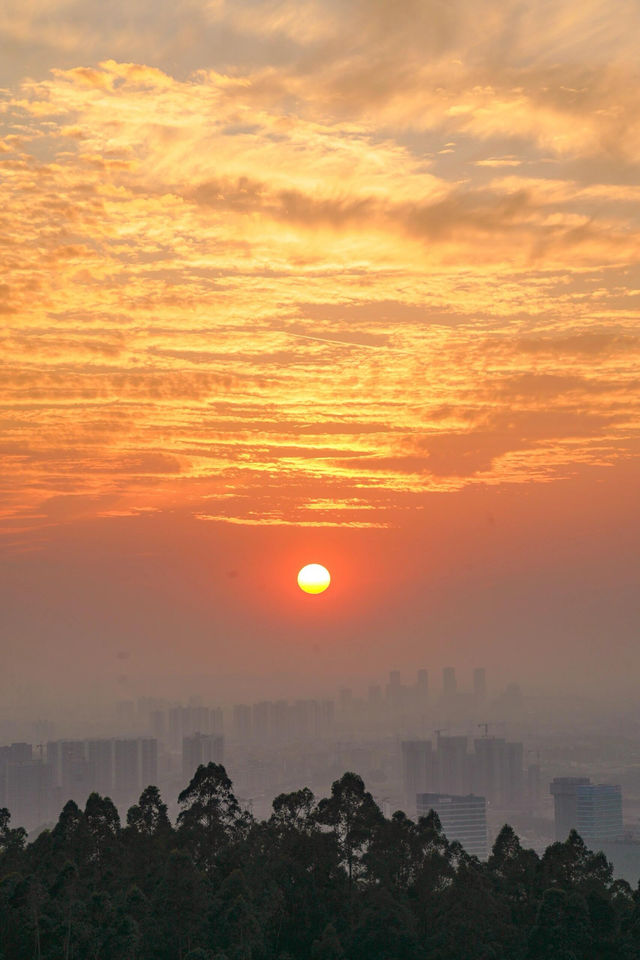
(2, 6), (640, 536)
(516, 333), (639, 356)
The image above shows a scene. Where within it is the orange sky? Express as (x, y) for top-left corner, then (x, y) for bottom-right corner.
(1, 1), (639, 706)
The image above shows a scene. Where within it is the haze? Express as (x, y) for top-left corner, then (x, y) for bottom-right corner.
(1, 0), (640, 859)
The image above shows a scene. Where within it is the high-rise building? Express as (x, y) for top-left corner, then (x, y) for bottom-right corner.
(150, 710), (166, 742)
(473, 668), (486, 703)
(473, 736), (505, 803)
(417, 792), (488, 859)
(182, 733), (224, 782)
(401, 740), (432, 804)
(338, 688), (354, 714)
(114, 739), (140, 801)
(527, 763), (541, 806)
(472, 737), (524, 806)
(271, 700), (289, 740)
(0, 743), (33, 806)
(317, 700), (335, 735)
(576, 783), (623, 845)
(551, 777), (623, 845)
(43, 738), (156, 809)
(45, 741), (61, 786)
(233, 704), (252, 740)
(0, 743), (32, 765)
(550, 777), (592, 841)
(292, 700), (315, 738)
(437, 735), (469, 795)
(252, 702), (272, 740)
(386, 671), (403, 710)
(116, 700), (135, 727)
(167, 707), (181, 747)
(211, 707), (224, 736)
(442, 667), (457, 697)
(58, 741), (91, 802)
(140, 738), (158, 792)
(504, 742), (524, 806)
(87, 739), (114, 795)
(5, 760), (54, 829)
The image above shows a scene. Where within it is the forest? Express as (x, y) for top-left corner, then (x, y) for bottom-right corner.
(1, 763), (639, 960)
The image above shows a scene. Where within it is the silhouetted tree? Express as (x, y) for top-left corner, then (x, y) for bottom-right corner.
(210, 869), (264, 960)
(0, 809), (26, 863)
(489, 824), (539, 937)
(316, 773), (383, 889)
(349, 887), (419, 960)
(178, 764), (247, 876)
(539, 829), (613, 894)
(411, 810), (455, 939)
(127, 785), (171, 838)
(1, 769), (639, 960)
(49, 860), (80, 960)
(84, 792), (121, 869)
(149, 849), (209, 960)
(527, 887), (592, 960)
(310, 923), (345, 960)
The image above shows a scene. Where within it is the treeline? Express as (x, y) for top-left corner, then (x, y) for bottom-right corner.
(1, 765), (640, 960)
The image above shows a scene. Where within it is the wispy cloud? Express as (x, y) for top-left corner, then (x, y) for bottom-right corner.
(1, 3), (639, 534)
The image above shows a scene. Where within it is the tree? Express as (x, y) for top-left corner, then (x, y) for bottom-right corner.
(51, 799), (92, 865)
(49, 860), (80, 960)
(149, 849), (209, 960)
(411, 810), (455, 939)
(8, 875), (46, 960)
(260, 788), (345, 956)
(178, 764), (247, 875)
(539, 830), (613, 894)
(429, 857), (512, 960)
(0, 808), (27, 860)
(127, 785), (171, 838)
(84, 792), (121, 868)
(364, 809), (421, 891)
(4, 774), (640, 960)
(311, 924), (345, 960)
(619, 881), (640, 959)
(316, 773), (383, 889)
(348, 887), (419, 960)
(527, 887), (593, 960)
(270, 787), (317, 835)
(488, 825), (539, 933)
(210, 869), (264, 960)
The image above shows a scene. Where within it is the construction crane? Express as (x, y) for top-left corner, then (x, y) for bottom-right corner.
(477, 722), (490, 737)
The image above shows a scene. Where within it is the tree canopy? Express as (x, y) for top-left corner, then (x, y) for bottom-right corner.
(0, 767), (638, 960)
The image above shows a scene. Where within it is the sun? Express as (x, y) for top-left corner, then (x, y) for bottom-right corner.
(297, 563), (331, 595)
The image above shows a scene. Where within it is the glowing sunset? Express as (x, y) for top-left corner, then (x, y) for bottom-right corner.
(0, 0), (639, 697)
(297, 563), (331, 594)
(3, 5), (640, 957)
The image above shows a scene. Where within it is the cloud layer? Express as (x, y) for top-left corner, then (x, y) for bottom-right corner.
(2, 1), (640, 537)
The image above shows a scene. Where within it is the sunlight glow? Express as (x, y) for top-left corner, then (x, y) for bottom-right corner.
(297, 563), (331, 594)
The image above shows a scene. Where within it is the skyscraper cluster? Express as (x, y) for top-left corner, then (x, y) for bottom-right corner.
(231, 699), (336, 742)
(150, 704), (224, 749)
(46, 737), (158, 806)
(0, 742), (52, 829)
(182, 732), (224, 781)
(417, 792), (488, 859)
(401, 734), (532, 810)
(550, 777), (623, 844)
(1, 738), (159, 829)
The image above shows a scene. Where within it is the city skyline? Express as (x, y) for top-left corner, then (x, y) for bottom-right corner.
(2, 4), (640, 956)
(1, 0), (640, 710)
